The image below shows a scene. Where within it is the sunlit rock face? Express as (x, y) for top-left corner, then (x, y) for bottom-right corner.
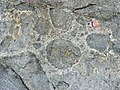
(0, 0), (120, 90)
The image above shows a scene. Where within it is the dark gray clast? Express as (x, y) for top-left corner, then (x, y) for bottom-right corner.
(46, 39), (81, 69)
(86, 33), (110, 52)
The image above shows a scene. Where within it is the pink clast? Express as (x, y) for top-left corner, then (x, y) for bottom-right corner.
(92, 19), (100, 28)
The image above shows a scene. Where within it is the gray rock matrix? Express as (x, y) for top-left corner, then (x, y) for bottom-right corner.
(0, 0), (120, 90)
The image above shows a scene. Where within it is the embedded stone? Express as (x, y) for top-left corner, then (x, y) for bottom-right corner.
(46, 39), (81, 69)
(50, 8), (73, 29)
(86, 33), (110, 52)
(34, 17), (50, 36)
(33, 43), (41, 49)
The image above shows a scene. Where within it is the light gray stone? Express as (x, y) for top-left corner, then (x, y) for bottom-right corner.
(0, 0), (120, 90)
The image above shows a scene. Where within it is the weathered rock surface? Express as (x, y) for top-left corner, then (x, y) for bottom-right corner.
(0, 0), (120, 90)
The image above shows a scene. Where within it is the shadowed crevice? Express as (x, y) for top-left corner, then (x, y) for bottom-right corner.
(72, 3), (97, 12)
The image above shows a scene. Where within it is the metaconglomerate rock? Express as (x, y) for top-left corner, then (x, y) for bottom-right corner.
(0, 0), (120, 90)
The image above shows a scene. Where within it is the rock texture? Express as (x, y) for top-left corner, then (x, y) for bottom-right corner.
(0, 0), (120, 90)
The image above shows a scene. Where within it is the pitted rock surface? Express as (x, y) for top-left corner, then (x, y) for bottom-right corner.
(50, 8), (73, 30)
